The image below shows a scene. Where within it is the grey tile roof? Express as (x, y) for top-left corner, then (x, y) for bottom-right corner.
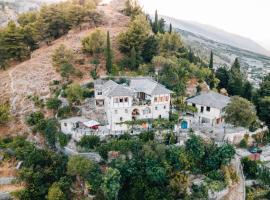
(129, 77), (173, 95)
(186, 91), (230, 109)
(107, 85), (134, 97)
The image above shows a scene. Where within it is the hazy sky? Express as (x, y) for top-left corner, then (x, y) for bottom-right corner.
(138, 0), (270, 50)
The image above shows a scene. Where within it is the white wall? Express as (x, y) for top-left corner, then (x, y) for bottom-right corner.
(187, 102), (222, 124)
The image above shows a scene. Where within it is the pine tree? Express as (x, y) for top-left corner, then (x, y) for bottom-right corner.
(105, 31), (113, 74)
(153, 10), (159, 34)
(169, 23), (172, 34)
(227, 58), (244, 96)
(209, 50), (214, 70)
(130, 47), (137, 70)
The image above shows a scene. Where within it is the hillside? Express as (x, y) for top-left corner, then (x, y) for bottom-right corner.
(0, 0), (62, 27)
(163, 16), (270, 56)
(158, 16), (270, 86)
(175, 27), (270, 86)
(0, 0), (129, 135)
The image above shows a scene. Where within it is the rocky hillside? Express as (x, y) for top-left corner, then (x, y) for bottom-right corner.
(0, 0), (129, 135)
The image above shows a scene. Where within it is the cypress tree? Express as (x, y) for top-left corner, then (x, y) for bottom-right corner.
(169, 23), (172, 34)
(209, 50), (214, 70)
(153, 10), (159, 34)
(105, 31), (113, 74)
(130, 47), (137, 70)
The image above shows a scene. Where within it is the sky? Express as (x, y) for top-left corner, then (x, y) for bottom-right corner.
(138, 0), (270, 51)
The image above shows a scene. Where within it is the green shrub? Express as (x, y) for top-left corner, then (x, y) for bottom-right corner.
(0, 104), (11, 124)
(139, 131), (155, 142)
(239, 138), (248, 148)
(77, 135), (101, 150)
(57, 106), (72, 119)
(58, 132), (71, 148)
(26, 112), (44, 126)
(82, 89), (94, 98)
(46, 98), (62, 111)
(207, 170), (225, 182)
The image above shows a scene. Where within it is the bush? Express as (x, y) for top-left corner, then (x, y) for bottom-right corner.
(239, 138), (248, 148)
(0, 104), (11, 124)
(207, 170), (225, 182)
(139, 131), (155, 142)
(82, 28), (106, 54)
(46, 98), (62, 111)
(90, 69), (99, 80)
(26, 111), (44, 126)
(82, 89), (95, 98)
(77, 135), (101, 150)
(58, 132), (71, 148)
(57, 106), (72, 119)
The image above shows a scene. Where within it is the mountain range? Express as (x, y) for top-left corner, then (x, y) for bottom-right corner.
(162, 16), (270, 56)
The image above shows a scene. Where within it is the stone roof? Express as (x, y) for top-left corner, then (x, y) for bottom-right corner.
(94, 77), (172, 98)
(186, 91), (230, 109)
(106, 84), (134, 97)
(129, 78), (173, 95)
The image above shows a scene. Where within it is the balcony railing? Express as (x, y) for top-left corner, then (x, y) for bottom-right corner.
(132, 99), (151, 106)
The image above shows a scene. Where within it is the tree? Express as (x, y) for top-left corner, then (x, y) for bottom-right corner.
(185, 134), (205, 166)
(257, 96), (270, 127)
(52, 44), (75, 70)
(209, 51), (214, 70)
(101, 167), (121, 200)
(242, 81), (253, 101)
(60, 63), (75, 79)
(158, 32), (183, 56)
(82, 28), (106, 54)
(118, 14), (151, 54)
(105, 31), (113, 74)
(255, 74), (270, 128)
(141, 35), (158, 63)
(77, 135), (100, 149)
(67, 155), (95, 178)
(227, 58), (245, 96)
(216, 67), (230, 89)
(169, 172), (189, 198)
(47, 183), (66, 200)
(153, 10), (159, 34)
(46, 98), (62, 111)
(130, 47), (137, 70)
(123, 0), (142, 18)
(0, 104), (11, 124)
(224, 96), (258, 128)
(64, 84), (84, 104)
(169, 23), (172, 34)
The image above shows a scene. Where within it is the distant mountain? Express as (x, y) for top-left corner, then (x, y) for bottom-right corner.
(0, 0), (62, 27)
(162, 16), (270, 56)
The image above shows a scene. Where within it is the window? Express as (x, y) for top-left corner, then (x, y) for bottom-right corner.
(159, 115), (162, 119)
(120, 117), (123, 121)
(192, 103), (196, 107)
(143, 108), (151, 115)
(200, 106), (204, 113)
(114, 98), (119, 103)
(206, 107), (211, 112)
(154, 97), (158, 102)
(124, 97), (128, 102)
(155, 106), (158, 110)
(125, 109), (128, 113)
(64, 123), (67, 127)
(164, 105), (166, 109)
(165, 96), (169, 101)
(119, 98), (123, 103)
(97, 91), (102, 95)
(115, 110), (118, 114)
